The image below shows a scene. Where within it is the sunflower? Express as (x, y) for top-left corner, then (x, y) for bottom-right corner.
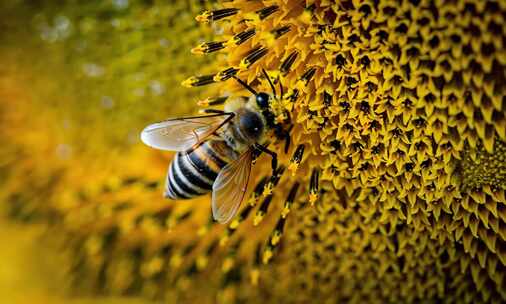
(1, 0), (505, 303)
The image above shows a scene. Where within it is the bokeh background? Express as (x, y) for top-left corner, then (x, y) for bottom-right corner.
(1, 1), (214, 303)
(1, 0), (506, 303)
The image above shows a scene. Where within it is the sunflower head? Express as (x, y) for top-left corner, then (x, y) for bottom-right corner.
(3, 0), (506, 303)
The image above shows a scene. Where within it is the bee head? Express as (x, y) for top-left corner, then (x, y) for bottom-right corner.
(255, 92), (270, 109)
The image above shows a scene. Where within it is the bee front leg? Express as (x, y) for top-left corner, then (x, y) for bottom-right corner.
(253, 144), (278, 175)
(202, 109), (227, 114)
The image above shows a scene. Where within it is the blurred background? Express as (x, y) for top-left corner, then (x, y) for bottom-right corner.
(0, 1), (215, 303)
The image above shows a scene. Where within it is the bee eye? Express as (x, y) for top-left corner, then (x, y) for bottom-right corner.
(256, 92), (270, 109)
(240, 112), (263, 139)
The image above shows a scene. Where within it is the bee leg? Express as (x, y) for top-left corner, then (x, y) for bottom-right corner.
(272, 124), (292, 154)
(253, 144), (278, 174)
(203, 108), (227, 114)
(252, 147), (262, 164)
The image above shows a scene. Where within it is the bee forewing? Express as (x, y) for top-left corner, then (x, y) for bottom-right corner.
(212, 149), (253, 224)
(140, 114), (232, 151)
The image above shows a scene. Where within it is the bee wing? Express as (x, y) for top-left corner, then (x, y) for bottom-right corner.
(212, 149), (253, 224)
(140, 113), (234, 151)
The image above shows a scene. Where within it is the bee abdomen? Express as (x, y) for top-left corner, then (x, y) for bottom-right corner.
(165, 142), (228, 200)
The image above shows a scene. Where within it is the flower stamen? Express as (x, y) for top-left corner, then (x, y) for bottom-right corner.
(196, 8), (239, 23)
(288, 144), (305, 176)
(300, 67), (317, 85)
(253, 194), (273, 226)
(197, 96), (229, 107)
(281, 182), (299, 218)
(181, 74), (216, 87)
(250, 244), (262, 285)
(270, 214), (286, 246)
(191, 41), (226, 54)
(280, 51), (298, 74)
(228, 28), (256, 46)
(255, 5), (279, 20)
(240, 46), (268, 69)
(262, 165), (285, 197)
(214, 67), (239, 81)
(270, 25), (291, 39)
(309, 168), (320, 206)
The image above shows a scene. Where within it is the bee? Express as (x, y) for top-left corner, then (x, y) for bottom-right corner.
(141, 70), (291, 224)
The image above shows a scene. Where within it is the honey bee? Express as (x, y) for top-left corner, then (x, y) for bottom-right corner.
(141, 70), (291, 224)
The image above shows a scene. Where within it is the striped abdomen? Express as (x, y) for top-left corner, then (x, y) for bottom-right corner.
(165, 140), (233, 199)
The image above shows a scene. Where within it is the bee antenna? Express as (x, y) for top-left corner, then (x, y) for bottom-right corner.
(232, 75), (258, 96)
(262, 68), (277, 99)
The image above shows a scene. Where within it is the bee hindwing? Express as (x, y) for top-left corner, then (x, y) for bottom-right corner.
(212, 149), (253, 223)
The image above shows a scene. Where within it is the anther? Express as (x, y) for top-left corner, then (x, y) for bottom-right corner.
(309, 168), (320, 206)
(181, 74), (216, 87)
(280, 51), (298, 74)
(229, 28), (256, 46)
(301, 67), (317, 84)
(214, 67), (239, 81)
(240, 46), (268, 69)
(256, 5), (279, 20)
(195, 8), (239, 23)
(262, 243), (274, 264)
(197, 214), (215, 236)
(191, 41), (226, 54)
(288, 144), (305, 176)
(281, 182), (300, 218)
(197, 96), (228, 107)
(270, 215), (287, 246)
(169, 241), (196, 269)
(249, 176), (269, 206)
(196, 239), (219, 270)
(166, 209), (192, 230)
(220, 204), (254, 246)
(253, 195), (273, 226)
(250, 244), (262, 285)
(271, 25), (291, 39)
(262, 165), (285, 197)
(221, 240), (240, 273)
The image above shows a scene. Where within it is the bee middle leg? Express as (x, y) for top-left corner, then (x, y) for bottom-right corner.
(253, 144), (278, 174)
(274, 124), (293, 154)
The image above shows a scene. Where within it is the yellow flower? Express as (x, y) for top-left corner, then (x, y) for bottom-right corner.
(2, 0), (506, 303)
(152, 0), (506, 302)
